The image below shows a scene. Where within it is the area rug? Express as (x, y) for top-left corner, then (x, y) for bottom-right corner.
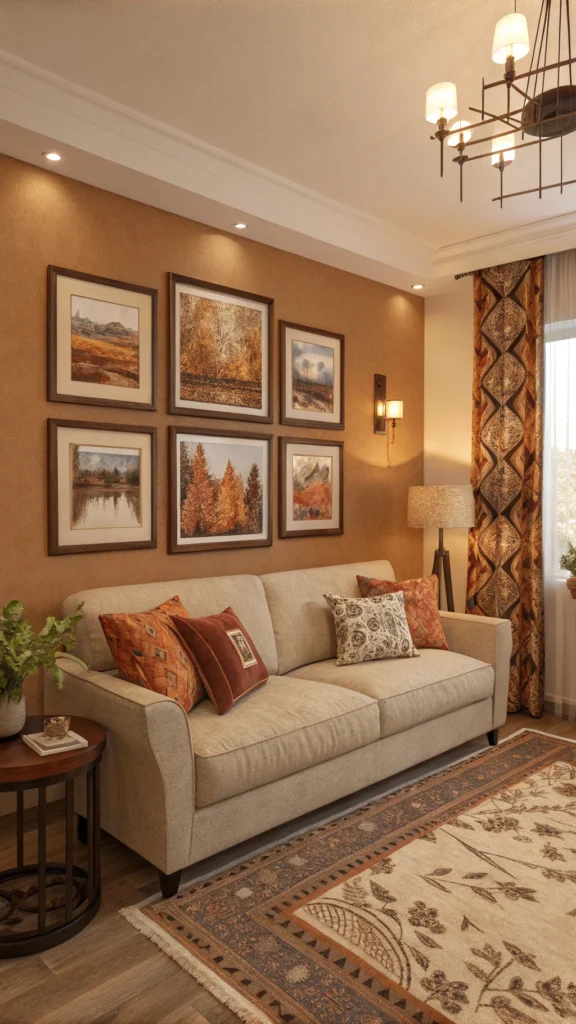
(122, 731), (576, 1024)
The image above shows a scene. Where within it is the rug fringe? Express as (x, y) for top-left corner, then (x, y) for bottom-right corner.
(120, 907), (273, 1024)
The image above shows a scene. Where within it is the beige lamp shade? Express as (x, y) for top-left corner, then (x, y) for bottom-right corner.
(492, 12), (530, 64)
(425, 82), (458, 124)
(407, 484), (475, 529)
(386, 400), (404, 420)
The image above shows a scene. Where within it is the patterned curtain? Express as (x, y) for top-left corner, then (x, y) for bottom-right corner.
(467, 259), (544, 717)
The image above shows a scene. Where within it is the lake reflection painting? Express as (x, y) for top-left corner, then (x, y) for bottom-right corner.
(71, 443), (142, 530)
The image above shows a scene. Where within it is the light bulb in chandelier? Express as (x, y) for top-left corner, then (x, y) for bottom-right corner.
(492, 12), (530, 64)
(491, 133), (516, 166)
(447, 120), (473, 147)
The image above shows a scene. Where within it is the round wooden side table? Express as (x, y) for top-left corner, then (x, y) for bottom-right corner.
(0, 715), (106, 958)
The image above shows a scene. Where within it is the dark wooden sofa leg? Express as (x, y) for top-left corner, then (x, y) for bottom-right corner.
(159, 870), (182, 899)
(487, 728), (499, 747)
(77, 814), (88, 844)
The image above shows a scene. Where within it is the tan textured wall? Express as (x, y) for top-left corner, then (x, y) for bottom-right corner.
(0, 155), (424, 712)
(424, 280), (474, 612)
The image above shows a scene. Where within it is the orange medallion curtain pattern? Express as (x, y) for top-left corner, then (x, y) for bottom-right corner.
(466, 259), (544, 717)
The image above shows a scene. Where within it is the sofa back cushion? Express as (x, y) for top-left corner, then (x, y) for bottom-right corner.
(63, 575), (278, 674)
(260, 560), (395, 674)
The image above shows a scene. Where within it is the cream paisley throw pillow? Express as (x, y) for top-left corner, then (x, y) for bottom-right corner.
(324, 591), (419, 666)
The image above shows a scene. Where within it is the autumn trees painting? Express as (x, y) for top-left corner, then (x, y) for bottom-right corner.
(172, 278), (273, 421)
(172, 431), (271, 552)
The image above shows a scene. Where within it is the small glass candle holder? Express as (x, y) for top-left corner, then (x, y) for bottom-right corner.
(43, 715), (71, 740)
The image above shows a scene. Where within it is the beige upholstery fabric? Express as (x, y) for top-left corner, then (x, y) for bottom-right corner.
(189, 677), (379, 807)
(189, 698), (494, 864)
(45, 658), (194, 874)
(63, 575), (278, 675)
(288, 649), (494, 737)
(440, 611), (512, 730)
(52, 561), (511, 877)
(261, 560), (395, 674)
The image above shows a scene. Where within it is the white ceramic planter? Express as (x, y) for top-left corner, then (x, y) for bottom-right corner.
(0, 693), (26, 738)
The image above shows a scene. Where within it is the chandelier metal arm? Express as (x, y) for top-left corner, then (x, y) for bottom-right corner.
(483, 54), (576, 90)
(468, 105), (523, 126)
(494, 175), (576, 199)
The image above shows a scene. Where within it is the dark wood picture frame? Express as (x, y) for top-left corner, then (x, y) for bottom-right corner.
(279, 436), (344, 539)
(280, 320), (345, 430)
(169, 425), (273, 553)
(169, 274), (274, 423)
(48, 419), (157, 555)
(48, 267), (158, 410)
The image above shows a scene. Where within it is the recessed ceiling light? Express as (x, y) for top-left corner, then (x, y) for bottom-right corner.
(411, 283), (424, 290)
(43, 151), (62, 162)
(234, 222), (247, 230)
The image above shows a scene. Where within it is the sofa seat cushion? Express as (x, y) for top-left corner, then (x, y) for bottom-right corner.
(189, 676), (380, 807)
(288, 649), (494, 739)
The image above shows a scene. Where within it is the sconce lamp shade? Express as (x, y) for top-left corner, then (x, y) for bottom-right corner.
(407, 484), (475, 529)
(425, 82), (458, 124)
(386, 400), (404, 420)
(492, 13), (530, 64)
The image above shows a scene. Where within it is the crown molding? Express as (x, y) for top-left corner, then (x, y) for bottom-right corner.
(433, 211), (576, 277)
(1, 47), (575, 291)
(0, 48), (432, 290)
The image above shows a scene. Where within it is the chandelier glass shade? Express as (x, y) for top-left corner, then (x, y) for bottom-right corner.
(426, 0), (576, 205)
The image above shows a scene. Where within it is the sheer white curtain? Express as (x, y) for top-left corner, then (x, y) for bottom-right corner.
(543, 249), (576, 719)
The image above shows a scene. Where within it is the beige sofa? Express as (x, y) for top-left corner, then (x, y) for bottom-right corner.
(45, 560), (512, 897)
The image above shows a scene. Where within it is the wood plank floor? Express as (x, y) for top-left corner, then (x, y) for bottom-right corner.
(0, 712), (573, 1024)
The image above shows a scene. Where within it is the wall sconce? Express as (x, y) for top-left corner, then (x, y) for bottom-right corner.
(374, 374), (404, 442)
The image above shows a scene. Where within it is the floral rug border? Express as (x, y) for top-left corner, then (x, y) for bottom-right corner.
(121, 729), (576, 1024)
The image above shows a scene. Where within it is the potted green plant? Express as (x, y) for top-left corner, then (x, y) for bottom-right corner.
(0, 601), (85, 738)
(560, 543), (576, 599)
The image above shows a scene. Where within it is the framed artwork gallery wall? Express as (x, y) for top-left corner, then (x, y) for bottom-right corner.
(0, 153), (424, 713)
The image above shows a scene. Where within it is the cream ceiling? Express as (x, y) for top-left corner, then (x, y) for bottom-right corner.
(0, 0), (575, 286)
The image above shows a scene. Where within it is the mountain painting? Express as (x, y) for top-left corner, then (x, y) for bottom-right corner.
(70, 294), (140, 389)
(292, 340), (334, 414)
(71, 443), (141, 530)
(292, 454), (333, 521)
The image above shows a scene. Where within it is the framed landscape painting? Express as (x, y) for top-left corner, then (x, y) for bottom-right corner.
(170, 427), (272, 553)
(170, 275), (273, 422)
(48, 420), (157, 554)
(280, 321), (344, 429)
(48, 267), (157, 410)
(279, 437), (343, 538)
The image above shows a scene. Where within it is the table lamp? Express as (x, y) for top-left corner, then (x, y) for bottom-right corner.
(407, 484), (475, 611)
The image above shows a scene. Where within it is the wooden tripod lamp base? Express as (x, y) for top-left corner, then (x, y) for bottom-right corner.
(431, 528), (455, 612)
(407, 484), (476, 615)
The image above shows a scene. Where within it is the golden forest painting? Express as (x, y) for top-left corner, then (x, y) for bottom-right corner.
(180, 295), (262, 408)
(173, 432), (270, 551)
(172, 278), (271, 420)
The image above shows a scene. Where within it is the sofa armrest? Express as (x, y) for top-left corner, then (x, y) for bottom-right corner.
(45, 659), (194, 874)
(440, 612), (512, 730)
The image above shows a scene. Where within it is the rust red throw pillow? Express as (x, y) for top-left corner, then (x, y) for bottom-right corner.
(99, 596), (205, 712)
(356, 575), (449, 651)
(171, 608), (268, 714)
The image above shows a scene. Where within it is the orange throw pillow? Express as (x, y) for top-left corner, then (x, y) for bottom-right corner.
(99, 596), (205, 712)
(171, 608), (268, 714)
(357, 575), (449, 650)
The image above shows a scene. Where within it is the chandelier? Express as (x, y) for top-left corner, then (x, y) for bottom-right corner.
(426, 0), (576, 205)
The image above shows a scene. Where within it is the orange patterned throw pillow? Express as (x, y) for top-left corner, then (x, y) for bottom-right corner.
(99, 596), (205, 712)
(356, 575), (449, 651)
